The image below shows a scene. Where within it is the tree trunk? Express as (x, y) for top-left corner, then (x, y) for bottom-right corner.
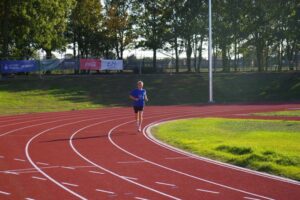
(193, 35), (198, 72)
(221, 45), (229, 72)
(45, 50), (52, 59)
(153, 48), (157, 72)
(197, 36), (204, 73)
(278, 40), (283, 72)
(256, 44), (264, 72)
(175, 36), (179, 73)
(186, 37), (192, 72)
(234, 40), (238, 72)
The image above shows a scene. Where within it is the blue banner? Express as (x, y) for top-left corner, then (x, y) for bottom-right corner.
(59, 59), (79, 70)
(0, 60), (38, 73)
(40, 59), (63, 71)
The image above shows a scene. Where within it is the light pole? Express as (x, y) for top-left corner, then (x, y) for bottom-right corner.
(208, 0), (214, 103)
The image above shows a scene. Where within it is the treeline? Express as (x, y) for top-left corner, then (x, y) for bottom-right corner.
(0, 0), (298, 72)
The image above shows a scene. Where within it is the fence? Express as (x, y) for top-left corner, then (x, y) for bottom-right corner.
(0, 59), (124, 75)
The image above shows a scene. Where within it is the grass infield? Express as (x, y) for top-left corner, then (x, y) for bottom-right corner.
(152, 118), (300, 181)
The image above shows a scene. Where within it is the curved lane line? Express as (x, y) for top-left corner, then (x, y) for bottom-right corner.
(107, 112), (276, 200)
(25, 116), (121, 200)
(144, 117), (300, 186)
(0, 111), (126, 137)
(0, 113), (85, 128)
(69, 115), (183, 200)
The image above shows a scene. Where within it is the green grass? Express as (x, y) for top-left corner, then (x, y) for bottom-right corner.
(0, 72), (299, 115)
(253, 110), (300, 117)
(152, 118), (300, 181)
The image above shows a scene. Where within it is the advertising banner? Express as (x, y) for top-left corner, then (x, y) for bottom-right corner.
(101, 60), (123, 70)
(59, 59), (79, 70)
(0, 60), (38, 73)
(80, 59), (100, 70)
(40, 59), (63, 71)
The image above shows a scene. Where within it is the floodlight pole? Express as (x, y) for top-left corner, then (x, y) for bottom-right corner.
(208, 0), (214, 103)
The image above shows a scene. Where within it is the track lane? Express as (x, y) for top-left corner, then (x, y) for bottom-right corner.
(27, 110), (177, 200)
(0, 110), (129, 199)
(106, 105), (300, 200)
(0, 104), (299, 200)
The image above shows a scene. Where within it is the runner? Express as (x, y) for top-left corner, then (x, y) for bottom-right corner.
(129, 81), (149, 132)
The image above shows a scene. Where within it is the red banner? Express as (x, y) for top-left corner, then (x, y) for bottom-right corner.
(80, 59), (100, 70)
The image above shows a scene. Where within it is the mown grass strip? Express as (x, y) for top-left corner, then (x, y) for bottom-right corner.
(253, 110), (300, 117)
(152, 118), (300, 181)
(0, 73), (299, 115)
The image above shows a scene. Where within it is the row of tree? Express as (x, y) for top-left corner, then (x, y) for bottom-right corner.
(0, 0), (299, 72)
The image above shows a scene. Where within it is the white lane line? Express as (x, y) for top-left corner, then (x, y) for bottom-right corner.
(107, 113), (276, 200)
(3, 171), (19, 175)
(61, 166), (76, 170)
(244, 197), (262, 200)
(0, 190), (11, 195)
(135, 197), (149, 200)
(0, 166), (59, 174)
(25, 113), (131, 200)
(25, 118), (102, 200)
(95, 189), (115, 194)
(155, 181), (177, 187)
(14, 158), (26, 162)
(36, 162), (49, 166)
(70, 116), (183, 200)
(0, 155), (4, 158)
(61, 182), (79, 187)
(122, 176), (138, 180)
(165, 157), (190, 160)
(117, 161), (146, 164)
(25, 197), (35, 200)
(89, 170), (105, 175)
(196, 188), (220, 194)
(32, 176), (47, 181)
(72, 165), (96, 169)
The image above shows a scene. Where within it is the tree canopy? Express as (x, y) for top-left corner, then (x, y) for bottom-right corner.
(0, 0), (298, 71)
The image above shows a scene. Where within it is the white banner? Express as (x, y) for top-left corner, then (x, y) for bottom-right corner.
(101, 60), (123, 70)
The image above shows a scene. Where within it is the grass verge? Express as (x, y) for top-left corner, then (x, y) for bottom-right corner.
(152, 118), (300, 181)
(253, 110), (300, 117)
(0, 72), (299, 115)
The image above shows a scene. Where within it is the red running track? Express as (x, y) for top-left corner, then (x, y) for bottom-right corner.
(0, 104), (299, 200)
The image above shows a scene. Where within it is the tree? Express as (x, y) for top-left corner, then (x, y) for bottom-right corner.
(104, 0), (136, 59)
(133, 0), (170, 71)
(242, 0), (275, 72)
(31, 0), (75, 59)
(0, 0), (35, 59)
(69, 0), (103, 58)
